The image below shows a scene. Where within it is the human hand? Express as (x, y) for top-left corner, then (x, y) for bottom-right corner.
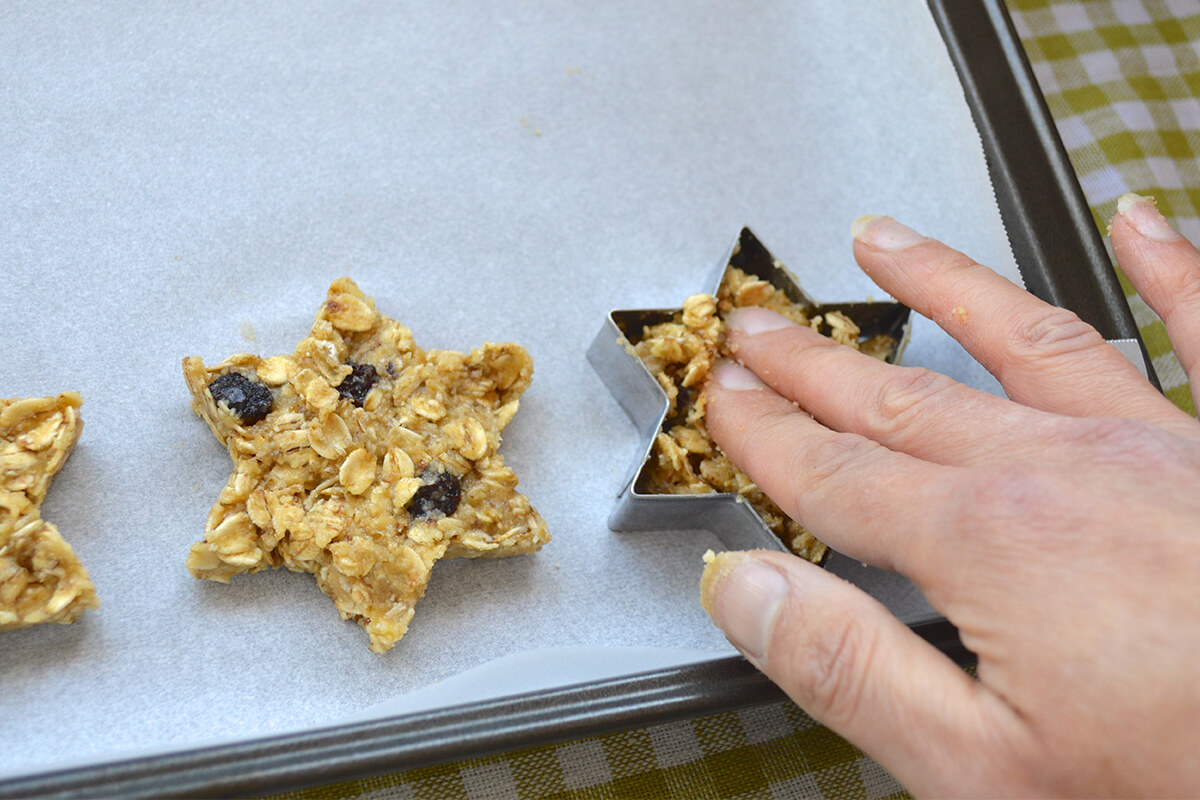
(699, 194), (1200, 797)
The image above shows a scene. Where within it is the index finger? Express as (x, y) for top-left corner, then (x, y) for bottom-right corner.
(851, 215), (1189, 429)
(706, 360), (956, 585)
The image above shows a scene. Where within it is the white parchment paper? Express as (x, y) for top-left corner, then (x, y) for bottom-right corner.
(1, 0), (1014, 778)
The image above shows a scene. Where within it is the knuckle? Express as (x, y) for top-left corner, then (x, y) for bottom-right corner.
(868, 367), (957, 439)
(1003, 307), (1105, 365)
(799, 615), (877, 727)
(786, 329), (841, 362)
(730, 408), (806, 478)
(932, 257), (996, 312)
(929, 251), (986, 283)
(1154, 265), (1200, 322)
(794, 432), (874, 487)
(776, 333), (840, 393)
(748, 409), (799, 453)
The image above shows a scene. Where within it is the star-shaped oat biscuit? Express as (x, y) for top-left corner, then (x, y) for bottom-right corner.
(183, 277), (549, 652)
(1, 392), (99, 631)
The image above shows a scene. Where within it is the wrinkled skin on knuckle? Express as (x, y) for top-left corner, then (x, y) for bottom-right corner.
(791, 431), (875, 492)
(766, 432), (872, 528)
(786, 610), (878, 730)
(1001, 307), (1106, 372)
(766, 334), (842, 407)
(781, 328), (840, 369)
(928, 257), (995, 317)
(709, 394), (774, 467)
(867, 366), (958, 441)
(739, 408), (800, 469)
(1151, 262), (1200, 323)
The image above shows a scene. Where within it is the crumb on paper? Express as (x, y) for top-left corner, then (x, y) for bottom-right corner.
(1, 392), (99, 631)
(183, 277), (549, 653)
(631, 267), (895, 564)
(519, 116), (543, 137)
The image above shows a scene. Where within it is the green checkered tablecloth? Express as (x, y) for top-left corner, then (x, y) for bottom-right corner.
(272, 2), (1199, 798)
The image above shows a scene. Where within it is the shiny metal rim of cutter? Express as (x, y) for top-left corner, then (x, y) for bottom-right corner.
(587, 226), (913, 556)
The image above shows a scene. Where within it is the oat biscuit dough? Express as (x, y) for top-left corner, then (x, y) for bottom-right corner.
(1, 392), (99, 631)
(633, 268), (894, 563)
(183, 277), (550, 652)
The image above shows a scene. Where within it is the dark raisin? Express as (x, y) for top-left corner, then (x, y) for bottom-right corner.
(664, 385), (694, 429)
(336, 362), (379, 407)
(408, 471), (462, 518)
(208, 373), (273, 425)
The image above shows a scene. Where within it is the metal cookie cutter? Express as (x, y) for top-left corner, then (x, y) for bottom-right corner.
(587, 227), (913, 556)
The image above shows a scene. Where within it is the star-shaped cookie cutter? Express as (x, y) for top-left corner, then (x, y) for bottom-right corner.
(587, 227), (912, 556)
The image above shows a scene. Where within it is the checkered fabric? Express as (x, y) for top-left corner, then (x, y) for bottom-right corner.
(1010, 0), (1199, 414)
(266, 703), (905, 800)
(270, 3), (1199, 799)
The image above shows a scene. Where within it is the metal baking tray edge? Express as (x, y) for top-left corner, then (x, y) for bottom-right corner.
(929, 0), (1151, 373)
(0, 1), (1134, 797)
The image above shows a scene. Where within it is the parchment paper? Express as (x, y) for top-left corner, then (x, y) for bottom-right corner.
(1, 0), (1014, 778)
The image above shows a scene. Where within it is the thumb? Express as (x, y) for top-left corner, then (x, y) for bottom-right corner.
(701, 550), (1022, 796)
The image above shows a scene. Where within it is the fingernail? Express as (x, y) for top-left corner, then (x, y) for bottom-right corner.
(852, 215), (927, 251)
(1115, 193), (1182, 242)
(700, 552), (789, 663)
(726, 306), (796, 336)
(710, 360), (766, 391)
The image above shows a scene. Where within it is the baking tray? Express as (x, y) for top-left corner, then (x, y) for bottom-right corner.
(0, 1), (1143, 797)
